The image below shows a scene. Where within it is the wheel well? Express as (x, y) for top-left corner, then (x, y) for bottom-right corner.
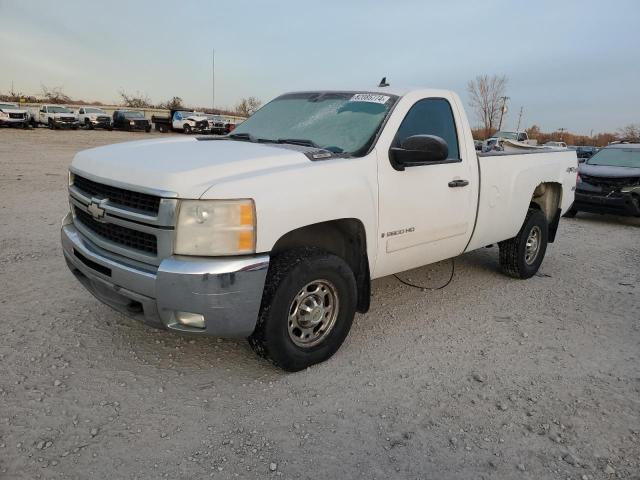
(530, 182), (562, 242)
(271, 219), (370, 313)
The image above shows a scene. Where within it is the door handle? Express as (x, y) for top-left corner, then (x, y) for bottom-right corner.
(448, 179), (469, 188)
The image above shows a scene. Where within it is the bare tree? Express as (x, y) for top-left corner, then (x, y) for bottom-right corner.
(617, 124), (640, 142)
(156, 96), (184, 110)
(41, 84), (72, 104)
(118, 90), (152, 108)
(234, 97), (262, 117)
(467, 75), (508, 138)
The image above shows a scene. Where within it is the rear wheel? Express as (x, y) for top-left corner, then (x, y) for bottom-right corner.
(248, 249), (357, 371)
(499, 209), (548, 279)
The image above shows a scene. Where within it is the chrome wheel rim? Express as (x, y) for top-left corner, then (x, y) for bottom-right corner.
(525, 225), (542, 265)
(287, 279), (339, 348)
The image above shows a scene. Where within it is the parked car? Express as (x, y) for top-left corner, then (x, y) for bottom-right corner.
(112, 110), (151, 132)
(152, 109), (209, 133)
(474, 139), (483, 151)
(31, 104), (79, 129)
(576, 146), (597, 160)
(565, 143), (640, 217)
(0, 102), (30, 128)
(77, 107), (112, 130)
(543, 141), (568, 149)
(62, 86), (576, 371)
(206, 114), (229, 135)
(482, 131), (537, 152)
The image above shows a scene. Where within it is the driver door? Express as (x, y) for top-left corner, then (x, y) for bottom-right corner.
(374, 96), (476, 278)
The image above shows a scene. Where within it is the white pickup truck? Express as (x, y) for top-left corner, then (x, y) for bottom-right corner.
(0, 102), (30, 127)
(31, 104), (80, 129)
(61, 87), (577, 371)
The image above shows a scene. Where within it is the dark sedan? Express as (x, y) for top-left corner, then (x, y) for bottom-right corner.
(576, 146), (598, 161)
(566, 143), (640, 217)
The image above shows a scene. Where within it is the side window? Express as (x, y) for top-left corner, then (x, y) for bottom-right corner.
(518, 133), (526, 142)
(395, 98), (460, 160)
(79, 108), (84, 114)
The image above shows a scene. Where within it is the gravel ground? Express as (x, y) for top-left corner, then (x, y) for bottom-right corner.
(1, 128), (639, 480)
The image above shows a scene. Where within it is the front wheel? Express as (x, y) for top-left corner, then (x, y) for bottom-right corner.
(498, 209), (548, 279)
(248, 249), (357, 371)
(183, 124), (192, 134)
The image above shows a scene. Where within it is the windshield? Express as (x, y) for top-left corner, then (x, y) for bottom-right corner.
(85, 108), (105, 114)
(231, 91), (398, 155)
(49, 106), (71, 113)
(587, 148), (640, 168)
(123, 111), (145, 119)
(493, 131), (518, 140)
(0, 103), (19, 110)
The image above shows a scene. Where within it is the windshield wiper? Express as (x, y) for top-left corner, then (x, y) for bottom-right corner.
(276, 138), (320, 148)
(228, 132), (258, 142)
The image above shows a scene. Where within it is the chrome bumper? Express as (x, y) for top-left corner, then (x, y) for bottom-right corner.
(61, 218), (269, 337)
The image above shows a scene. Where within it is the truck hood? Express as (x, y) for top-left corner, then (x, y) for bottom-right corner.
(579, 163), (640, 178)
(1, 108), (28, 114)
(186, 115), (209, 121)
(70, 137), (311, 198)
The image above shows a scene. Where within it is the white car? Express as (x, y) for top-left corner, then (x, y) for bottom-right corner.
(62, 86), (577, 371)
(31, 104), (79, 129)
(543, 141), (568, 149)
(172, 110), (210, 134)
(77, 107), (112, 130)
(0, 102), (30, 128)
(483, 130), (538, 152)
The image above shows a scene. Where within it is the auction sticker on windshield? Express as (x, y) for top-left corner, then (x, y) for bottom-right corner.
(349, 93), (390, 104)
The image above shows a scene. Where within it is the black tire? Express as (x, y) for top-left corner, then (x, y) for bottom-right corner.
(85, 118), (93, 130)
(248, 249), (357, 371)
(48, 119), (55, 130)
(145, 126), (151, 133)
(498, 208), (548, 279)
(563, 207), (578, 218)
(183, 124), (192, 134)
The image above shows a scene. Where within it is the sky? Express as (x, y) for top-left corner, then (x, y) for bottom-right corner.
(0, 0), (638, 134)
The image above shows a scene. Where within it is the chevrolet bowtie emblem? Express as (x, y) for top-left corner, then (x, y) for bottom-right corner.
(87, 198), (107, 221)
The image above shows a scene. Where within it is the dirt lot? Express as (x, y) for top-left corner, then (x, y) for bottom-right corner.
(1, 128), (639, 479)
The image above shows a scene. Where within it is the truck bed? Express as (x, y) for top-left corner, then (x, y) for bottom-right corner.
(466, 149), (577, 251)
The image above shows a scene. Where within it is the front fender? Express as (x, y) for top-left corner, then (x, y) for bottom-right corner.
(201, 154), (379, 270)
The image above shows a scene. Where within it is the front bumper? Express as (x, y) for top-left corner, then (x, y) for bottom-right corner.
(61, 218), (269, 337)
(53, 118), (80, 128)
(574, 189), (640, 216)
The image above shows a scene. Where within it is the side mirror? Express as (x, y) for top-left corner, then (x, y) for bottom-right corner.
(389, 135), (449, 170)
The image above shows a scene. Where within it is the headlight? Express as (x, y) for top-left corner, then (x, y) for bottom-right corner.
(129, 120), (135, 125)
(0, 111), (7, 118)
(175, 199), (256, 256)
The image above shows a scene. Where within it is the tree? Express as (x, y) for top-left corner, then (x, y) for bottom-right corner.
(118, 90), (152, 108)
(467, 75), (508, 138)
(617, 124), (640, 142)
(234, 97), (262, 117)
(41, 84), (71, 104)
(158, 96), (184, 110)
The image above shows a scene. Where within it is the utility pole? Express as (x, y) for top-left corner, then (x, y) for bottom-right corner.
(558, 128), (566, 141)
(516, 106), (523, 131)
(497, 96), (510, 131)
(212, 49), (215, 112)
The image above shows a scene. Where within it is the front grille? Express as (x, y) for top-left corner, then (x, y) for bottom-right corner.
(97, 116), (110, 122)
(75, 208), (157, 255)
(9, 112), (25, 119)
(73, 175), (161, 215)
(61, 117), (76, 123)
(581, 175), (638, 189)
(134, 120), (149, 126)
